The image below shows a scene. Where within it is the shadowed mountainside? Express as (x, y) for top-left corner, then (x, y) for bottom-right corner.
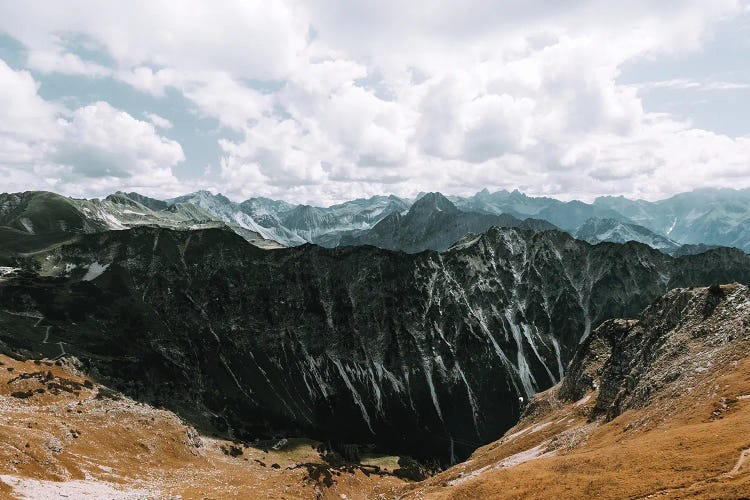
(0, 226), (749, 465)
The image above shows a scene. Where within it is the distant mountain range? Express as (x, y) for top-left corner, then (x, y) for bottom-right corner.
(573, 218), (680, 252)
(1, 187), (750, 255)
(339, 192), (557, 253)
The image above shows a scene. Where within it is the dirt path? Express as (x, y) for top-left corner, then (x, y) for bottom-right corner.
(725, 448), (749, 477)
(641, 447), (750, 498)
(31, 316), (67, 358)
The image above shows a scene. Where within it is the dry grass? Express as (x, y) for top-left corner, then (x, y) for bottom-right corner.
(0, 355), (405, 499)
(393, 346), (750, 499)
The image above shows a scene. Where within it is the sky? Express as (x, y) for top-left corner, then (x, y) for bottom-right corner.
(1, 1), (749, 206)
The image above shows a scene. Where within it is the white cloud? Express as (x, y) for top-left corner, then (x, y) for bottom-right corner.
(0, 61), (185, 196)
(0, 1), (308, 80)
(0, 59), (61, 141)
(637, 79), (750, 91)
(143, 112), (173, 130)
(56, 102), (183, 181)
(1, 0), (749, 203)
(26, 49), (112, 77)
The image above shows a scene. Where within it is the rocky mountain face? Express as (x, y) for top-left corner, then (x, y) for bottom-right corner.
(340, 192), (557, 253)
(560, 283), (750, 416)
(274, 196), (410, 247)
(402, 284), (750, 498)
(574, 217), (680, 252)
(1, 225), (749, 466)
(166, 190), (296, 245)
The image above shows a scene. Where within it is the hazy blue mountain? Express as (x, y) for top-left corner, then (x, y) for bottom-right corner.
(574, 218), (680, 252)
(593, 188), (750, 251)
(340, 192), (557, 252)
(453, 189), (630, 231)
(277, 195), (410, 246)
(451, 188), (559, 217)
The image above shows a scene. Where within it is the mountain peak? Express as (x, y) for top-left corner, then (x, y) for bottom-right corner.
(409, 192), (459, 215)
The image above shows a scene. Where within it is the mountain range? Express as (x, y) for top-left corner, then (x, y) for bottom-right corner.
(2, 187), (750, 256)
(338, 192), (557, 253)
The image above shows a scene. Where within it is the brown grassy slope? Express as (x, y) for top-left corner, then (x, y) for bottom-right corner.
(0, 355), (406, 499)
(394, 284), (750, 499)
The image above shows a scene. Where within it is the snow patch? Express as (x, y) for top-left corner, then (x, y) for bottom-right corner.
(82, 262), (109, 281)
(19, 217), (34, 233)
(0, 267), (19, 276)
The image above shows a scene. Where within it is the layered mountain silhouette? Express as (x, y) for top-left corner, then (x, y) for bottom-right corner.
(5, 188), (750, 256)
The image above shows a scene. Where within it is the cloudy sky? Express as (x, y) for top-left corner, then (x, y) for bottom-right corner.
(1, 1), (749, 205)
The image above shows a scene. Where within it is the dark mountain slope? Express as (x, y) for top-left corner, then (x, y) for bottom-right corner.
(1, 226), (749, 465)
(0, 191), (107, 235)
(119, 191), (169, 211)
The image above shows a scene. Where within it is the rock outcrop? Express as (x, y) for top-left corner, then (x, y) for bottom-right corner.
(400, 284), (750, 498)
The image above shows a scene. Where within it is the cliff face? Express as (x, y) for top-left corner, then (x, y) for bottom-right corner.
(402, 284), (750, 499)
(562, 283), (750, 420)
(1, 226), (749, 464)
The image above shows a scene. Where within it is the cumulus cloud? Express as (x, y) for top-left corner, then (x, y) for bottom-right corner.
(0, 59), (61, 142)
(26, 49), (112, 77)
(0, 62), (184, 196)
(144, 112), (173, 130)
(0, 0), (749, 203)
(56, 102), (183, 181)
